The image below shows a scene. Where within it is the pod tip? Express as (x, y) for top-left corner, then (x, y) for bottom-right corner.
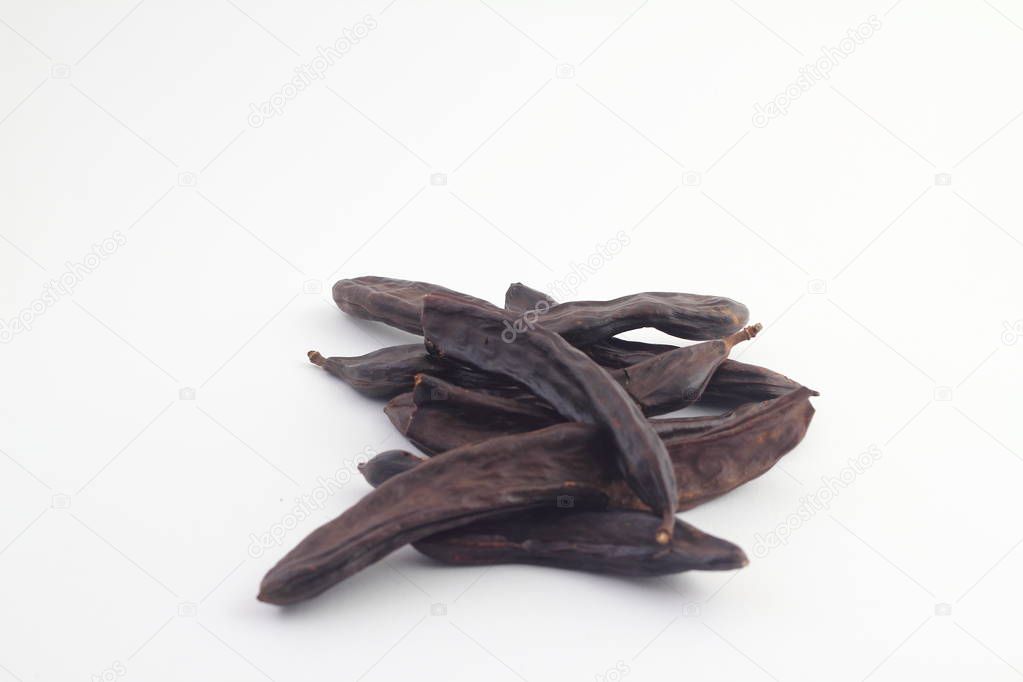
(308, 350), (326, 366)
(655, 528), (671, 545)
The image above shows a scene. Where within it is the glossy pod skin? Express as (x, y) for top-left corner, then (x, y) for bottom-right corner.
(335, 276), (748, 342)
(421, 292), (678, 543)
(359, 460), (747, 576)
(259, 388), (815, 605)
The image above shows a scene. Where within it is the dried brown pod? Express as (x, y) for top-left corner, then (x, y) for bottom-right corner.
(258, 389), (814, 604)
(335, 276), (748, 342)
(421, 292), (679, 543)
(413, 511), (747, 575)
(332, 276), (490, 335)
(359, 457), (747, 575)
(385, 374), (782, 456)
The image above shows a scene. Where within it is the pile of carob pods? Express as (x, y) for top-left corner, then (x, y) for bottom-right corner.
(258, 276), (817, 605)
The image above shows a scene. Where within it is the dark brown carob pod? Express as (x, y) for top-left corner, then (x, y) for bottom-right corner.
(307, 345), (526, 400)
(613, 323), (762, 414)
(259, 389), (814, 604)
(332, 276), (490, 335)
(386, 373), (800, 456)
(358, 460), (747, 576)
(421, 292), (678, 544)
(413, 511), (746, 575)
(505, 283), (798, 406)
(336, 276), (748, 342)
(391, 387), (818, 511)
(258, 424), (617, 605)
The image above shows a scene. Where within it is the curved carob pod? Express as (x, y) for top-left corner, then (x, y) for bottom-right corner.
(414, 511), (746, 576)
(505, 283), (804, 406)
(259, 389), (815, 604)
(505, 282), (673, 368)
(357, 452), (745, 577)
(388, 385), (816, 508)
(615, 323), (762, 414)
(386, 374), (745, 456)
(421, 292), (678, 544)
(336, 276), (748, 342)
(356, 450), (746, 578)
(259, 424), (618, 605)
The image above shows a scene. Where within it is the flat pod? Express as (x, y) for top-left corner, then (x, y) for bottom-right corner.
(421, 292), (679, 543)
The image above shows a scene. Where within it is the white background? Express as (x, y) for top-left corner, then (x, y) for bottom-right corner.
(2, 1), (1022, 680)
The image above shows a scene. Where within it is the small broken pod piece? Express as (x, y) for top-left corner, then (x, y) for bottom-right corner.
(422, 292), (679, 544)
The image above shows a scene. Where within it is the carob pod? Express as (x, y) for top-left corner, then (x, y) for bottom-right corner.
(413, 511), (746, 576)
(421, 292), (678, 544)
(259, 388), (815, 604)
(335, 276), (748, 342)
(385, 374), (755, 456)
(332, 276), (491, 335)
(311, 342), (803, 411)
(359, 458), (746, 575)
(385, 386), (817, 509)
(505, 282), (803, 407)
(306, 345), (523, 400)
(259, 423), (617, 605)
(505, 282), (674, 368)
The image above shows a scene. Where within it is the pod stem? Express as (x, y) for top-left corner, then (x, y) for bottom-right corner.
(723, 323), (762, 350)
(308, 350), (327, 367)
(656, 510), (675, 545)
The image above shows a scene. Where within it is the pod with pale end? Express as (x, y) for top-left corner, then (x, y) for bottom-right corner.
(422, 292), (678, 544)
